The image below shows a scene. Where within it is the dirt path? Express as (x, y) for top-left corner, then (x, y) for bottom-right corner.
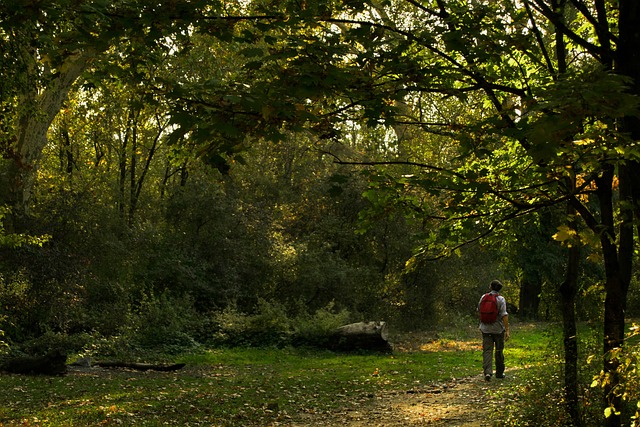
(290, 374), (502, 426)
(288, 330), (507, 427)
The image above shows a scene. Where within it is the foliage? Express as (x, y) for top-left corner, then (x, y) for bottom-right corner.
(495, 364), (571, 426)
(491, 323), (602, 426)
(209, 299), (293, 347)
(13, 331), (92, 358)
(292, 301), (352, 346)
(0, 206), (49, 247)
(1, 1), (640, 424)
(208, 299), (351, 348)
(127, 293), (202, 353)
(590, 323), (640, 426)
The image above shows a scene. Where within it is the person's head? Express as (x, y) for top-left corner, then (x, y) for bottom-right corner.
(490, 280), (503, 292)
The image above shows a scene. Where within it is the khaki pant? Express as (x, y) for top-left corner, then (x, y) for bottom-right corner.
(482, 332), (505, 377)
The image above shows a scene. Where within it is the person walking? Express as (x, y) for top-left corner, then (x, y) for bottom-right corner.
(478, 280), (510, 381)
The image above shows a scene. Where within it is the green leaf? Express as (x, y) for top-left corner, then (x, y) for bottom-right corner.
(239, 47), (265, 58)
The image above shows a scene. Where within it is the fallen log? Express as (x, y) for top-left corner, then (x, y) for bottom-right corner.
(1, 350), (67, 376)
(329, 321), (392, 353)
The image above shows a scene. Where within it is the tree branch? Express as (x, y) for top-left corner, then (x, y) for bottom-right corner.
(524, 1), (556, 76)
(330, 158), (467, 180)
(528, 0), (606, 61)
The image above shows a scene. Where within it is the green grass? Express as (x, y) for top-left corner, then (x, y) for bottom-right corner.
(0, 323), (556, 426)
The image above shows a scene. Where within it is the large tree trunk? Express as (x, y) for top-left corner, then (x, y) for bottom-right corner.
(2, 49), (91, 225)
(602, 3), (640, 425)
(596, 164), (632, 427)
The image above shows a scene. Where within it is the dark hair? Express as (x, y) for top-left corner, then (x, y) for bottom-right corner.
(490, 280), (503, 291)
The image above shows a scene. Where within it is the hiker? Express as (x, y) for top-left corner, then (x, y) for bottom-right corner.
(478, 280), (510, 381)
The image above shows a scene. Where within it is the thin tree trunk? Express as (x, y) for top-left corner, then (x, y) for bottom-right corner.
(129, 117), (162, 224)
(560, 195), (581, 426)
(518, 277), (541, 320)
(552, 7), (581, 424)
(128, 117), (138, 226)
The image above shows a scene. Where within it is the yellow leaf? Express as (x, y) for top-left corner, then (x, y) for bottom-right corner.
(574, 138), (594, 146)
(553, 225), (575, 242)
(605, 407), (621, 418)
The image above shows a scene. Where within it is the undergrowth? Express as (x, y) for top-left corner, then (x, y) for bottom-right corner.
(488, 321), (640, 427)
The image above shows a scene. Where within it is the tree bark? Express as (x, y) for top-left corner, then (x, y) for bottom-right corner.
(3, 50), (92, 222)
(596, 164), (632, 427)
(559, 198), (581, 427)
(329, 321), (392, 353)
(518, 277), (541, 320)
(600, 3), (640, 425)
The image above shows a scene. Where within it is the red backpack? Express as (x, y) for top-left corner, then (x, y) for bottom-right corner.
(479, 293), (499, 324)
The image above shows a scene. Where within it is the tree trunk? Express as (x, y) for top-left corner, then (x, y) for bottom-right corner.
(329, 321), (392, 353)
(601, 3), (640, 424)
(560, 199), (581, 427)
(518, 277), (541, 320)
(596, 164), (632, 427)
(2, 50), (91, 224)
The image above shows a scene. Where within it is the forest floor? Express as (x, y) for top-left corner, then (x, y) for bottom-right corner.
(288, 332), (505, 427)
(2, 328), (530, 427)
(290, 374), (499, 426)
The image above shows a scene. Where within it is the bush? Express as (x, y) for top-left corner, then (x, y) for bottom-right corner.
(491, 364), (573, 427)
(127, 293), (201, 354)
(208, 299), (351, 348)
(293, 301), (351, 347)
(590, 323), (640, 426)
(18, 331), (92, 356)
(208, 299), (293, 347)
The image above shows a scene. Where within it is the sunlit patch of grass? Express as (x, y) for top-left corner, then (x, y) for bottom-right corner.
(418, 338), (482, 352)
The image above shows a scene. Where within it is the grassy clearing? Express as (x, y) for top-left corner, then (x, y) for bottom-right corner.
(0, 322), (555, 426)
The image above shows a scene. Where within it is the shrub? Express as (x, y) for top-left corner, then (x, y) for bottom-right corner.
(293, 301), (351, 347)
(209, 299), (293, 347)
(489, 358), (579, 426)
(208, 299), (351, 348)
(127, 292), (201, 354)
(590, 323), (640, 426)
(18, 331), (92, 355)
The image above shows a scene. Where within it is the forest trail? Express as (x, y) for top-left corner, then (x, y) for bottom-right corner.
(290, 373), (503, 426)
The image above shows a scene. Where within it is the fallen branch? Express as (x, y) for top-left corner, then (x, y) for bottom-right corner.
(69, 358), (185, 372)
(92, 361), (186, 371)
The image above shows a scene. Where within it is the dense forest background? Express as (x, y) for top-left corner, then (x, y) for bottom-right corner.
(2, 1), (640, 425)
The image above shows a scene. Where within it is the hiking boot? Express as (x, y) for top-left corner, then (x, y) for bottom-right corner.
(484, 374), (491, 381)
(496, 374), (506, 379)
